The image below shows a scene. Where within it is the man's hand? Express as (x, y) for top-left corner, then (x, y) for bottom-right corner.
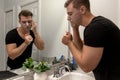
(24, 34), (33, 45)
(69, 20), (79, 28)
(31, 20), (37, 33)
(62, 32), (73, 45)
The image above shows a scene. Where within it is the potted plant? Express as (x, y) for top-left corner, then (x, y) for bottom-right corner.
(22, 57), (37, 72)
(33, 61), (50, 80)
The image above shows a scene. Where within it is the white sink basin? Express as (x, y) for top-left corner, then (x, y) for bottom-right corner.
(59, 72), (94, 80)
(48, 72), (95, 80)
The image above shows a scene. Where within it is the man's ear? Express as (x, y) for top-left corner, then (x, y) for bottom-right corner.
(79, 5), (86, 14)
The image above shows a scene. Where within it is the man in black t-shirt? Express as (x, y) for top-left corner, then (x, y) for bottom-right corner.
(5, 10), (44, 69)
(62, 0), (120, 80)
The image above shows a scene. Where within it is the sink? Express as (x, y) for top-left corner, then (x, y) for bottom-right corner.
(48, 72), (95, 80)
(59, 72), (94, 80)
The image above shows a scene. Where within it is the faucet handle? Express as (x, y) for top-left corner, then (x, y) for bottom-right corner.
(65, 62), (72, 72)
(64, 65), (71, 72)
(53, 66), (60, 78)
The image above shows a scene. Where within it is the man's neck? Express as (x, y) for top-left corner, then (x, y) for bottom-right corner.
(18, 27), (30, 35)
(82, 12), (95, 27)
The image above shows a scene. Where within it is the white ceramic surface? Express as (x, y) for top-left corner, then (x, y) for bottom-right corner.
(59, 72), (94, 80)
(12, 76), (24, 80)
(34, 72), (48, 80)
(48, 72), (95, 80)
(11, 68), (29, 75)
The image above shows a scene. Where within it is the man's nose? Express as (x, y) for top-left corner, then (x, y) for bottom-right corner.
(24, 22), (29, 26)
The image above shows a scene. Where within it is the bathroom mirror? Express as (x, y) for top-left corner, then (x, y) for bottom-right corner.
(4, 0), (69, 66)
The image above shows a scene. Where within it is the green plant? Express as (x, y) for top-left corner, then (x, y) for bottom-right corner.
(33, 61), (50, 73)
(22, 57), (37, 70)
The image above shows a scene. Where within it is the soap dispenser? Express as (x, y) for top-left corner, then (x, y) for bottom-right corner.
(72, 57), (77, 70)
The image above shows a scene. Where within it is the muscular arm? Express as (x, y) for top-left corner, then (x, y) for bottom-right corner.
(6, 41), (29, 60)
(33, 32), (45, 50)
(6, 34), (33, 60)
(31, 21), (44, 50)
(67, 23), (103, 72)
(62, 31), (103, 73)
(68, 41), (103, 72)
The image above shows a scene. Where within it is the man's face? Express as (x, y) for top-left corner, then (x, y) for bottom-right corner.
(66, 3), (82, 26)
(19, 16), (32, 31)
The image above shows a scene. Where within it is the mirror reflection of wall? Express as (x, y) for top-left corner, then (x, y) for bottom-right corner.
(40, 0), (69, 59)
(0, 0), (5, 71)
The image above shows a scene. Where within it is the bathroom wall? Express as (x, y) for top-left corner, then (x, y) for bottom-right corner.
(0, 0), (5, 70)
(90, 0), (120, 28)
(118, 1), (120, 27)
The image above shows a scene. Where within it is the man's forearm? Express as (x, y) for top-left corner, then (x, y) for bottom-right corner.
(73, 27), (83, 50)
(34, 32), (44, 50)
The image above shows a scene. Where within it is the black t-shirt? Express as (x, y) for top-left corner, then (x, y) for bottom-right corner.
(5, 28), (35, 69)
(84, 16), (120, 80)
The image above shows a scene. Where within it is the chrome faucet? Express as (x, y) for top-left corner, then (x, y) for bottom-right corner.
(53, 66), (60, 78)
(59, 65), (71, 76)
(53, 64), (71, 78)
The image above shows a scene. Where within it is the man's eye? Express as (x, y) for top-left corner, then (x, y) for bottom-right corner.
(68, 13), (72, 16)
(22, 21), (26, 23)
(28, 21), (32, 23)
(22, 21), (32, 24)
(69, 14), (72, 16)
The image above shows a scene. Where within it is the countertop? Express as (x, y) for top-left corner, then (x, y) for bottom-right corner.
(5, 68), (54, 80)
(4, 67), (95, 80)
(2, 68), (34, 80)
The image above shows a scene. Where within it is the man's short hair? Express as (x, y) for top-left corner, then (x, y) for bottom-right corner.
(18, 10), (33, 20)
(64, 0), (90, 11)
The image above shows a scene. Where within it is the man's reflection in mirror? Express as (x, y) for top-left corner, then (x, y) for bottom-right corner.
(5, 10), (44, 70)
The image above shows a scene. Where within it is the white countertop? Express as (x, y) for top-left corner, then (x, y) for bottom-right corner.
(7, 67), (95, 80)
